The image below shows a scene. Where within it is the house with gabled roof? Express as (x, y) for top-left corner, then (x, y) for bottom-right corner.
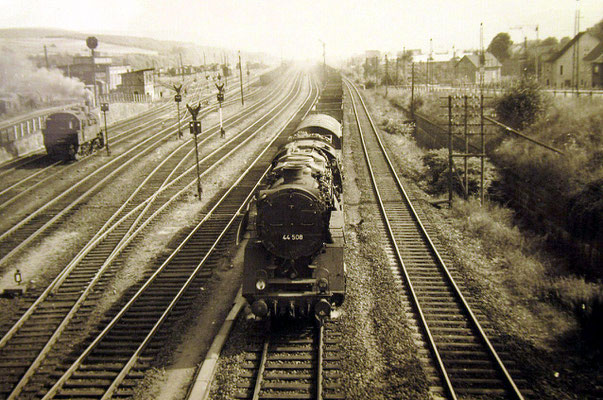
(542, 31), (601, 88)
(454, 52), (502, 84)
(584, 42), (603, 88)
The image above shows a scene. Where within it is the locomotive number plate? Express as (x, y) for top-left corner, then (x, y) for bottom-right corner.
(282, 234), (304, 240)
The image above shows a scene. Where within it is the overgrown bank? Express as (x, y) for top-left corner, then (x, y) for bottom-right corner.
(359, 86), (603, 399)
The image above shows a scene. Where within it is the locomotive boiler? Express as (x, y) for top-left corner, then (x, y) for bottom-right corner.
(242, 113), (345, 320)
(43, 106), (105, 160)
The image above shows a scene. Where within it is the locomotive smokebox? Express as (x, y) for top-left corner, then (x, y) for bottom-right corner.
(256, 182), (327, 260)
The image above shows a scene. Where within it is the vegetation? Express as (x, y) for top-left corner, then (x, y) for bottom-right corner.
(421, 149), (499, 197)
(494, 78), (549, 130)
(487, 32), (513, 62)
(452, 198), (603, 350)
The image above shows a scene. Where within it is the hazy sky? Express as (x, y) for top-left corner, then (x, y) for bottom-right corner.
(2, 0), (602, 61)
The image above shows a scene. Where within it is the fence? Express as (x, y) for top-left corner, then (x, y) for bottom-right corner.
(401, 103), (600, 273)
(391, 84), (603, 98)
(0, 102), (79, 145)
(99, 92), (152, 104)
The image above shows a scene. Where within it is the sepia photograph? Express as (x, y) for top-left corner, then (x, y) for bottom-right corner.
(0, 1), (601, 399)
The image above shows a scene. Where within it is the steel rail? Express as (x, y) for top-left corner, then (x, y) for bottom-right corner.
(0, 75), (275, 267)
(98, 75), (311, 400)
(0, 73), (297, 362)
(252, 340), (270, 400)
(42, 76), (314, 399)
(346, 78), (524, 399)
(0, 76), (261, 212)
(0, 73), (300, 364)
(344, 79), (457, 400)
(317, 323), (324, 400)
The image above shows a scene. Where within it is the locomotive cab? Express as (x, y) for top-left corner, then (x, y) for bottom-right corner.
(43, 108), (104, 160)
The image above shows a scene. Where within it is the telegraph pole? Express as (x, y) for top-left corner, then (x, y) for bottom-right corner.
(411, 63), (415, 116)
(186, 103), (203, 200)
(385, 55), (389, 97)
(44, 45), (49, 69)
(318, 39), (326, 80)
(179, 53), (184, 83)
(238, 50), (244, 105)
(395, 55), (399, 86)
(427, 38), (433, 90)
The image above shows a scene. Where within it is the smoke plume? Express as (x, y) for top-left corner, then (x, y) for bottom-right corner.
(0, 48), (86, 106)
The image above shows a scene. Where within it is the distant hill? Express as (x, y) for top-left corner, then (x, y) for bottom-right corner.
(0, 27), (275, 68)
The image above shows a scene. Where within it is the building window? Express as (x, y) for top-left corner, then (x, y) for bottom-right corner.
(560, 65), (563, 75)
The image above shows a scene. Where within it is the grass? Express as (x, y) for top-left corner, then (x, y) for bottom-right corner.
(360, 83), (603, 351)
(451, 197), (603, 349)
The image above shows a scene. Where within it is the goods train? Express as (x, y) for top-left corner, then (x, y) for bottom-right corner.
(42, 106), (105, 160)
(242, 112), (345, 321)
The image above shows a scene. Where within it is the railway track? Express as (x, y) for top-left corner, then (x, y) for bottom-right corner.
(0, 73), (277, 268)
(345, 79), (527, 400)
(0, 74), (258, 212)
(0, 73), (315, 400)
(235, 320), (343, 400)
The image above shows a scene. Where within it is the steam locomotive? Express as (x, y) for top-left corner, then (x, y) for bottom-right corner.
(42, 106), (105, 160)
(242, 113), (345, 320)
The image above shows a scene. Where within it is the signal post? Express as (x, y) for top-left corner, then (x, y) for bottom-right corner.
(101, 102), (110, 155)
(216, 77), (225, 138)
(186, 102), (203, 200)
(174, 84), (183, 139)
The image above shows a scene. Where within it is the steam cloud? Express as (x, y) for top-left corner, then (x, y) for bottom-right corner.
(0, 48), (86, 106)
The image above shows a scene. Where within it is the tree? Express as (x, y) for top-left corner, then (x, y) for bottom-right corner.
(494, 78), (547, 130)
(487, 33), (513, 62)
(587, 17), (603, 41)
(541, 36), (559, 47)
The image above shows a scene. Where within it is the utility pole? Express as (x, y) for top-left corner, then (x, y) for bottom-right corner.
(427, 38), (433, 90)
(524, 36), (528, 79)
(480, 22), (485, 94)
(318, 39), (326, 80)
(402, 46), (406, 85)
(385, 55), (389, 97)
(375, 56), (379, 87)
(395, 55), (399, 86)
(43, 45), (49, 69)
(86, 37), (98, 107)
(411, 63), (415, 116)
(238, 50), (244, 105)
(573, 0), (581, 92)
(186, 103), (203, 200)
(179, 53), (184, 83)
(101, 103), (110, 155)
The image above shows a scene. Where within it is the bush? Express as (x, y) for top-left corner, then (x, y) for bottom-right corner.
(567, 178), (603, 243)
(421, 149), (500, 197)
(494, 78), (549, 130)
(547, 277), (603, 347)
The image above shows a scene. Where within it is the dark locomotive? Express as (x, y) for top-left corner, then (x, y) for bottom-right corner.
(42, 106), (105, 160)
(242, 113), (345, 320)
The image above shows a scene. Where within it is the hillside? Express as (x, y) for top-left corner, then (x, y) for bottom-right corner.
(0, 27), (274, 68)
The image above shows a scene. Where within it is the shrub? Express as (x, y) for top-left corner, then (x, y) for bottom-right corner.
(567, 178), (603, 243)
(494, 78), (549, 130)
(547, 277), (603, 347)
(421, 149), (500, 197)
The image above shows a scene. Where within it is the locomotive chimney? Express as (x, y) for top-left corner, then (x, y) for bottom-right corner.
(282, 166), (305, 184)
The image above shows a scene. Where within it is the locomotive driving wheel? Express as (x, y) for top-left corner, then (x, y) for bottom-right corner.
(69, 144), (81, 161)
